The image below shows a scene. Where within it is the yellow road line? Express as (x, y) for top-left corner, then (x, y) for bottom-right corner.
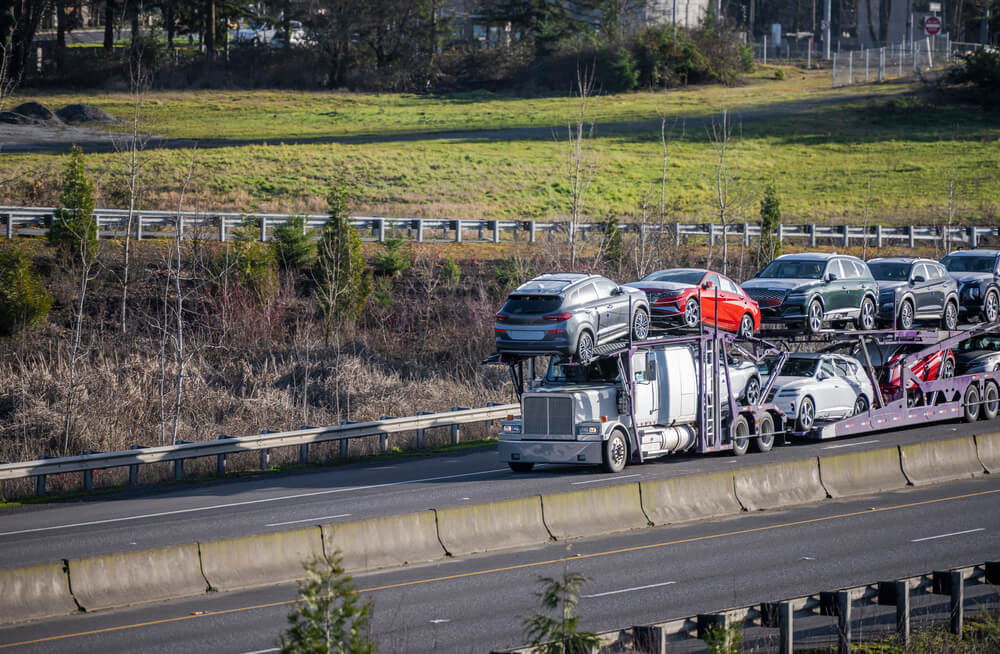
(2, 487), (997, 649)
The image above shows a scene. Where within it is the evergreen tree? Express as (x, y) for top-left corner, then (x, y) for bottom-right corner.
(756, 182), (782, 272)
(315, 186), (372, 342)
(0, 244), (52, 337)
(272, 216), (314, 271)
(49, 145), (97, 264)
(279, 553), (375, 654)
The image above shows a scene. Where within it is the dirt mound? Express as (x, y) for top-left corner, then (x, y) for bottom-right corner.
(13, 101), (61, 124)
(56, 103), (117, 124)
(0, 111), (37, 125)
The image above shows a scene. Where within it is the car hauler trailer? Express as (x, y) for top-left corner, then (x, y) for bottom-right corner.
(487, 320), (1000, 473)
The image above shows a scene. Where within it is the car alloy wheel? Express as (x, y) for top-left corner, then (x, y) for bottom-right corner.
(899, 300), (914, 330)
(806, 300), (823, 333)
(575, 332), (594, 364)
(738, 314), (754, 339)
(796, 396), (815, 431)
(859, 297), (876, 331)
(684, 298), (700, 328)
(744, 376), (761, 405)
(943, 301), (958, 330)
(632, 309), (649, 340)
(985, 292), (999, 323)
(853, 394), (869, 416)
(940, 356), (955, 378)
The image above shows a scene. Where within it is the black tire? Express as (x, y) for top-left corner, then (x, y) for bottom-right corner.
(983, 381), (999, 421)
(730, 414), (750, 456)
(575, 331), (594, 364)
(940, 355), (956, 379)
(805, 299), (824, 334)
(752, 413), (775, 453)
(632, 308), (650, 341)
(853, 394), (870, 416)
(942, 300), (959, 330)
(743, 376), (761, 406)
(683, 298), (700, 329)
(508, 461), (534, 473)
(796, 396), (816, 432)
(602, 429), (628, 473)
(985, 290), (1000, 323)
(964, 384), (981, 423)
(857, 296), (877, 331)
(738, 313), (754, 339)
(898, 299), (914, 330)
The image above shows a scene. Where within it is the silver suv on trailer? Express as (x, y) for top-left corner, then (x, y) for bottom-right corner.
(494, 273), (650, 364)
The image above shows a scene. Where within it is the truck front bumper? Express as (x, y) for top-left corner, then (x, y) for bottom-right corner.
(499, 439), (604, 465)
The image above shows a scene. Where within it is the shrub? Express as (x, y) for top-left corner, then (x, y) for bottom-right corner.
(315, 186), (372, 339)
(271, 216), (313, 270)
(949, 47), (1000, 102)
(373, 237), (411, 278)
(630, 26), (711, 87)
(0, 245), (52, 337)
(49, 145), (97, 264)
(229, 218), (278, 301)
(442, 255), (461, 287)
(598, 46), (639, 93)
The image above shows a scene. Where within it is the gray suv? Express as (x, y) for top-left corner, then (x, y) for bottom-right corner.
(494, 273), (650, 363)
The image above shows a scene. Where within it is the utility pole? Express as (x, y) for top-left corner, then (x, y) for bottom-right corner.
(824, 0), (832, 58)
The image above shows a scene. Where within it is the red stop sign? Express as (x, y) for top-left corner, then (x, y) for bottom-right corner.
(925, 16), (942, 35)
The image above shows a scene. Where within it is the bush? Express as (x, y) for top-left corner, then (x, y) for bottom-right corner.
(373, 237), (411, 278)
(598, 46), (639, 93)
(271, 216), (313, 270)
(949, 47), (1000, 102)
(630, 26), (711, 87)
(229, 218), (278, 301)
(0, 245), (52, 337)
(49, 145), (97, 263)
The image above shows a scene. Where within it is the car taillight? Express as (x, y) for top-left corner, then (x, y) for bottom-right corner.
(495, 313), (509, 322)
(543, 312), (572, 321)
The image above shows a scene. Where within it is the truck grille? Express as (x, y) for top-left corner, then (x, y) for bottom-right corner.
(523, 396), (574, 438)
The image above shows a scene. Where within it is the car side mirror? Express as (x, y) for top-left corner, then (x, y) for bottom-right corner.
(911, 275), (926, 283)
(611, 287), (623, 296)
(702, 281), (714, 290)
(826, 272), (839, 282)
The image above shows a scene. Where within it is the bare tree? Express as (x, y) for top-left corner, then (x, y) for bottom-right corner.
(0, 39), (18, 113)
(564, 63), (597, 270)
(861, 173), (873, 260)
(170, 154), (197, 444)
(708, 109), (740, 276)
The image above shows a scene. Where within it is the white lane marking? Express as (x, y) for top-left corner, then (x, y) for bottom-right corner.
(572, 474), (641, 485)
(911, 528), (984, 543)
(240, 649), (280, 654)
(583, 581), (675, 598)
(429, 619), (450, 624)
(372, 466), (395, 470)
(266, 513), (351, 527)
(0, 468), (509, 537)
(822, 439), (880, 450)
(800, 556), (815, 561)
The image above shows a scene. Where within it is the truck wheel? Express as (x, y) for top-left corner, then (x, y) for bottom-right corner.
(796, 396), (815, 432)
(602, 430), (628, 473)
(964, 385), (981, 423)
(805, 300), (823, 334)
(575, 331), (594, 364)
(942, 300), (959, 330)
(752, 414), (774, 453)
(983, 381), (999, 421)
(730, 415), (750, 456)
(632, 308), (650, 340)
(508, 461), (534, 473)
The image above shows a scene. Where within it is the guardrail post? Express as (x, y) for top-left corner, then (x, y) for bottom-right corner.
(298, 426), (316, 464)
(933, 570), (965, 635)
(450, 407), (468, 444)
(259, 218), (268, 242)
(173, 441), (190, 480)
(908, 225), (916, 249)
(493, 220), (500, 243)
(529, 220), (537, 244)
(259, 429), (279, 469)
(216, 434), (234, 475)
(218, 217), (226, 242)
(135, 215), (143, 241)
(779, 601), (793, 654)
(376, 218), (385, 243)
(821, 591), (852, 654)
(415, 411), (432, 447)
(5, 213), (11, 239)
(416, 219), (424, 242)
(339, 420), (357, 457)
(129, 445), (147, 487)
(878, 580), (910, 646)
(968, 226), (978, 249)
(842, 224), (850, 247)
(82, 450), (101, 490)
(875, 224), (884, 248)
(742, 222), (750, 247)
(35, 455), (55, 496)
(674, 222), (681, 247)
(378, 417), (395, 453)
(454, 219), (462, 242)
(808, 224), (815, 248)
(631, 625), (666, 654)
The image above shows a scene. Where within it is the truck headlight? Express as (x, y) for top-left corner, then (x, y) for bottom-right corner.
(501, 421), (522, 434)
(576, 423), (601, 436)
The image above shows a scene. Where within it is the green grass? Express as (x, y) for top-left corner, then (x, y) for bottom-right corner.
(5, 68), (998, 224)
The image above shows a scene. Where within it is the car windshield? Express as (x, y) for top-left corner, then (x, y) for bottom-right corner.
(640, 270), (703, 285)
(780, 358), (818, 377)
(956, 336), (1000, 353)
(545, 356), (621, 383)
(501, 295), (562, 315)
(942, 255), (996, 273)
(868, 262), (912, 281)
(758, 259), (825, 279)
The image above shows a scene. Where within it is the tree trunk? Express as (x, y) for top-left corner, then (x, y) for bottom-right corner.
(166, 1), (174, 50)
(204, 0), (215, 57)
(104, 0), (114, 50)
(56, 0), (66, 70)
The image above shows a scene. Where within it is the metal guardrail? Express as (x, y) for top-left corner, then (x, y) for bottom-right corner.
(3, 206), (998, 248)
(0, 402), (520, 496)
(495, 560), (1000, 654)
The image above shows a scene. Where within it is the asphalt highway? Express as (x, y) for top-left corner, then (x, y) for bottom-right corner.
(1, 476), (997, 653)
(1, 418), (998, 567)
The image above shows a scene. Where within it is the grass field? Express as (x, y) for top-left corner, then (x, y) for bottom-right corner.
(4, 66), (998, 224)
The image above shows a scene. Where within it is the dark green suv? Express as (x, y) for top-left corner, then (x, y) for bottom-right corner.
(741, 253), (879, 333)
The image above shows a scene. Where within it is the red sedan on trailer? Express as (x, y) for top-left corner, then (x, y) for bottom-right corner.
(625, 268), (761, 337)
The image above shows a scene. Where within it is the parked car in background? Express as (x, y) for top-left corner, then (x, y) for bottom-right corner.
(624, 268), (760, 337)
(741, 253), (879, 333)
(940, 249), (1000, 323)
(853, 342), (955, 405)
(866, 257), (960, 330)
(494, 273), (649, 364)
(954, 332), (1000, 374)
(765, 353), (875, 432)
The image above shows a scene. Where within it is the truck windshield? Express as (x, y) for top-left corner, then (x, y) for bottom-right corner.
(942, 255), (996, 274)
(758, 259), (825, 279)
(545, 356), (620, 383)
(781, 358), (819, 377)
(867, 262), (911, 281)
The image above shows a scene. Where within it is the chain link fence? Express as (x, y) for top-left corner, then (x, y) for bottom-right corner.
(831, 34), (953, 86)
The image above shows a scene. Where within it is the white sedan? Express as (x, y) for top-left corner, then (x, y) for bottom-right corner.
(767, 353), (874, 432)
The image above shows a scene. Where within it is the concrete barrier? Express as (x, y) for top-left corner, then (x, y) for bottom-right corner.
(900, 436), (985, 486)
(541, 484), (649, 540)
(200, 526), (323, 591)
(67, 543), (208, 611)
(818, 446), (909, 498)
(436, 497), (551, 556)
(640, 471), (741, 525)
(975, 432), (1000, 474)
(323, 511), (445, 572)
(0, 562), (77, 624)
(734, 459), (826, 512)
